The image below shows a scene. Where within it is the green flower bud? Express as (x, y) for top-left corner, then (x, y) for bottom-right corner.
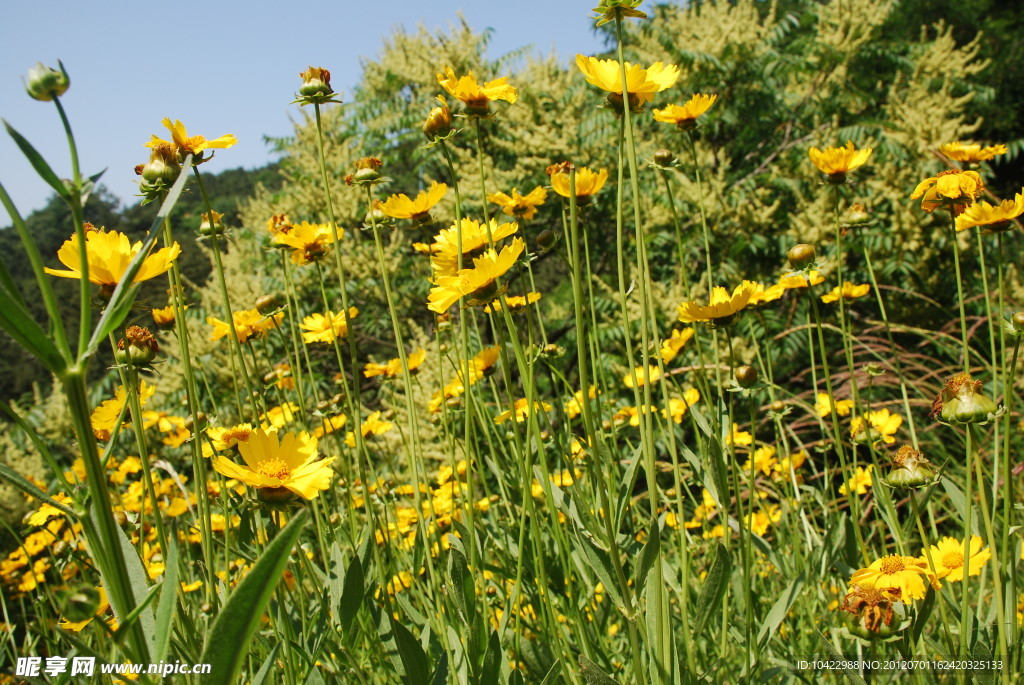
(61, 586), (100, 623)
(935, 373), (998, 425)
(884, 445), (936, 489)
(423, 99), (452, 140)
(25, 61), (70, 101)
(1013, 311), (1024, 333)
(255, 294), (282, 315)
(535, 228), (557, 252)
(115, 326), (159, 366)
(257, 486), (295, 506)
(653, 149), (676, 166)
(787, 243), (816, 270)
(735, 365), (758, 388)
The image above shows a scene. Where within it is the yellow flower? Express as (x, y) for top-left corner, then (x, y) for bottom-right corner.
(815, 393), (853, 418)
(312, 414), (347, 439)
(742, 445), (778, 476)
(483, 292), (541, 313)
(839, 464), (874, 496)
(919, 536), (990, 583)
(44, 229), (181, 289)
(821, 282), (871, 303)
(850, 409), (902, 444)
(145, 118), (237, 160)
(747, 282), (787, 307)
(431, 346), (503, 412)
(378, 182), (447, 222)
(208, 309), (282, 343)
(954, 191), (1024, 232)
(344, 411), (395, 447)
(494, 398), (553, 424)
(549, 166), (609, 200)
(90, 381), (155, 441)
(428, 238), (525, 313)
(151, 305), (180, 329)
(212, 429), (333, 501)
(300, 307), (359, 344)
(564, 386), (598, 419)
(488, 187), (547, 220)
(808, 141), (873, 177)
(664, 388), (701, 423)
(744, 503), (781, 536)
(624, 365), (662, 388)
(677, 281), (758, 326)
(429, 218), (519, 279)
(660, 327), (694, 363)
(364, 348), (427, 378)
(203, 424), (258, 457)
(260, 403), (300, 429)
(653, 94), (717, 128)
(939, 141), (1007, 164)
(910, 169), (984, 213)
(575, 55), (680, 107)
(850, 554), (932, 601)
(776, 270), (825, 290)
(726, 423), (752, 447)
(436, 67), (517, 113)
(272, 221), (340, 265)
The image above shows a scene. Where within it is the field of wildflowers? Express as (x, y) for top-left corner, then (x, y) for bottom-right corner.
(1, 1), (1022, 683)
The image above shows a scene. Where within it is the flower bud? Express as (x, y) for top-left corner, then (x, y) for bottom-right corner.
(1013, 311), (1024, 333)
(184, 412), (207, 432)
(257, 486), (295, 506)
(884, 445), (935, 489)
(535, 228), (557, 252)
(115, 326), (159, 366)
(735, 365), (758, 388)
(423, 97), (452, 140)
(843, 202), (871, 225)
(653, 149), (675, 166)
(141, 142), (181, 184)
(25, 61), (70, 101)
(198, 210), (224, 236)
(934, 373), (998, 425)
(768, 400), (786, 413)
(255, 294), (281, 315)
(787, 244), (816, 270)
(299, 67), (333, 98)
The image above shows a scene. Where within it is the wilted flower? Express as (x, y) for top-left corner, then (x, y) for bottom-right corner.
(839, 585), (905, 639)
(885, 445), (935, 488)
(931, 373), (998, 424)
(295, 66), (341, 105)
(115, 326), (160, 366)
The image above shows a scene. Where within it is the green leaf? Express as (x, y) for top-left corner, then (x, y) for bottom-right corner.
(251, 643), (282, 685)
(578, 655), (621, 684)
(154, 537), (179, 662)
(573, 526), (632, 616)
(201, 509), (308, 685)
(692, 542), (730, 639)
(0, 463), (75, 516)
(327, 541), (346, 622)
(539, 659), (563, 684)
(479, 630), (501, 685)
(111, 520), (157, 660)
(339, 555), (364, 639)
(0, 295), (67, 372)
(3, 120), (71, 200)
(446, 546), (475, 628)
(430, 653), (449, 685)
(815, 631), (867, 685)
(0, 401), (71, 490)
(633, 515), (661, 601)
(377, 610), (430, 685)
(84, 154), (193, 359)
(756, 571), (804, 648)
(615, 444), (644, 530)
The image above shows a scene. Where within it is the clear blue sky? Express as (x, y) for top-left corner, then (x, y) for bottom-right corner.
(1, 1), (609, 220)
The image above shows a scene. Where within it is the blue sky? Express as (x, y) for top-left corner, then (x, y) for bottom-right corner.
(0, 1), (609, 220)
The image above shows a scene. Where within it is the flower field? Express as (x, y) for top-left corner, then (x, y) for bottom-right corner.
(1, 1), (1023, 683)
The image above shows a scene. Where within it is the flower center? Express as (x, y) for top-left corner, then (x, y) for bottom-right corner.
(223, 427), (251, 444)
(942, 551), (964, 570)
(936, 169), (962, 177)
(255, 457), (291, 481)
(878, 555), (906, 574)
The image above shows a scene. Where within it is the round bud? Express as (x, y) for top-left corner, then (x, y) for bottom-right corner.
(1012, 311), (1024, 333)
(423, 105), (452, 140)
(113, 510), (129, 527)
(25, 62), (70, 101)
(768, 400), (785, 413)
(787, 243), (816, 270)
(200, 602), (213, 614)
(255, 294), (281, 315)
(535, 229), (557, 251)
(184, 412), (207, 432)
(735, 365), (758, 388)
(653, 149), (675, 166)
(62, 587), (100, 623)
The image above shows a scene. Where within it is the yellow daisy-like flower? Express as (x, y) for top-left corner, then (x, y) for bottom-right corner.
(821, 282), (871, 303)
(261, 403), (300, 429)
(299, 307), (359, 344)
(429, 218), (519, 279)
(488, 186), (547, 221)
(212, 429), (333, 501)
(427, 238), (525, 313)
(564, 386), (598, 420)
(483, 292), (541, 313)
(364, 348), (427, 378)
(850, 554), (932, 601)
(777, 270), (825, 290)
(313, 414), (347, 439)
(747, 282), (787, 307)
(939, 141), (1007, 164)
(208, 309), (283, 343)
(660, 327), (694, 363)
(431, 346), (503, 411)
(815, 392), (853, 418)
(726, 423), (753, 447)
(494, 398), (553, 424)
(954, 191), (1024, 232)
(664, 387), (701, 423)
(272, 221), (340, 265)
(838, 464), (874, 496)
(910, 169), (984, 213)
(144, 118), (237, 160)
(677, 281), (759, 326)
(44, 229), (181, 290)
(90, 381), (155, 441)
(344, 411), (395, 447)
(919, 536), (990, 583)
(744, 503), (781, 536)
(436, 67), (517, 114)
(575, 55), (680, 107)
(624, 365), (662, 389)
(850, 408), (902, 444)
(151, 305), (180, 329)
(808, 141), (873, 177)
(653, 93), (718, 128)
(742, 445), (778, 476)
(549, 166), (609, 201)
(202, 423), (258, 457)
(378, 182), (448, 222)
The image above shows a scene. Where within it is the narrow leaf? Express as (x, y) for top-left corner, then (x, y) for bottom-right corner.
(633, 515), (661, 601)
(573, 527), (631, 615)
(0, 300), (66, 372)
(578, 655), (621, 684)
(692, 542), (730, 639)
(479, 630), (501, 685)
(111, 523), (157, 660)
(4, 120), (71, 200)
(339, 555), (364, 639)
(756, 571), (804, 648)
(154, 537), (179, 662)
(201, 509), (308, 685)
(251, 644), (282, 685)
(0, 463), (75, 516)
